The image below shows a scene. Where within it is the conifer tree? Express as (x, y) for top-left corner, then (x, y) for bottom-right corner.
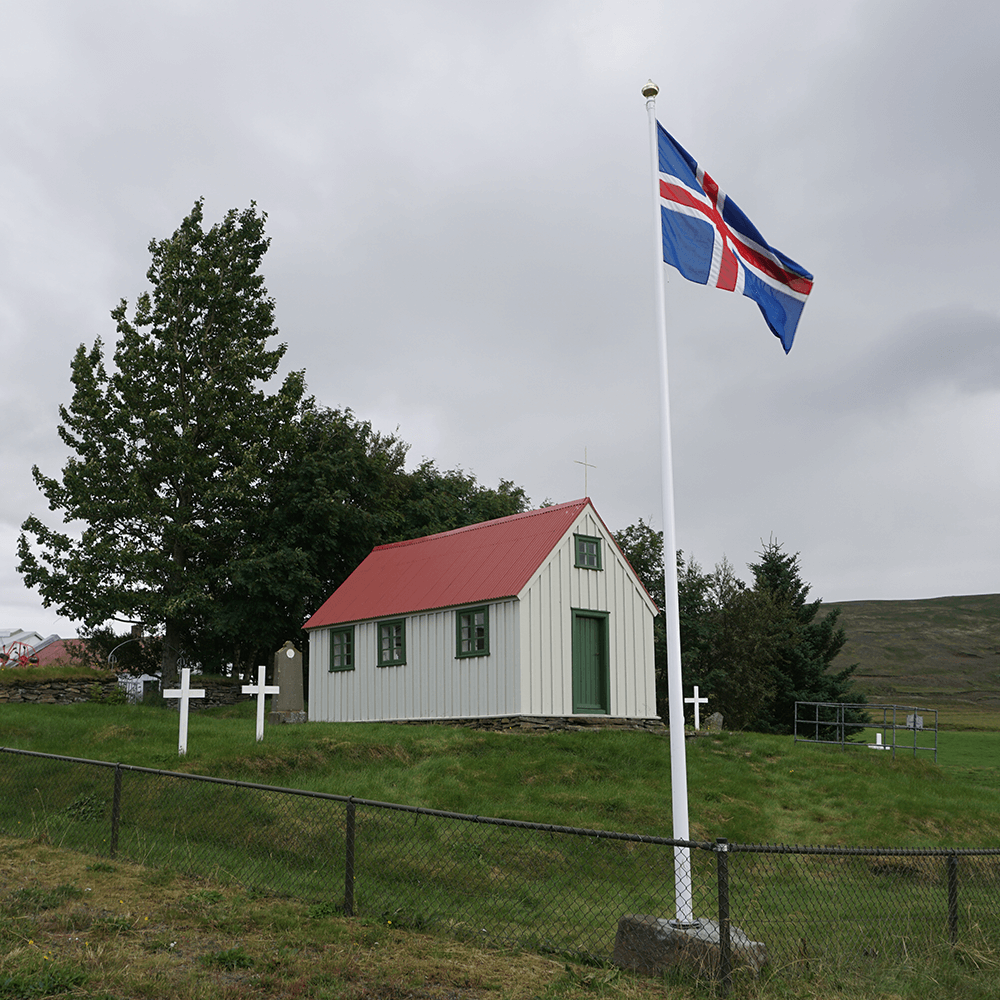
(612, 524), (863, 731)
(748, 539), (864, 733)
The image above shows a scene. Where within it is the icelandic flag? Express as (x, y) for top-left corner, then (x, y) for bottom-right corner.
(657, 123), (813, 353)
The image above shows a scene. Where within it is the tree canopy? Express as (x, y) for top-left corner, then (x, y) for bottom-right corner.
(19, 200), (304, 684)
(613, 523), (863, 732)
(19, 201), (529, 683)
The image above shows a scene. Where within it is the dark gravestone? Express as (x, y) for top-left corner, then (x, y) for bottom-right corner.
(268, 641), (306, 724)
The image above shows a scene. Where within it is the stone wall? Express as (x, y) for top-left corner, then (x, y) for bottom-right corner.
(195, 681), (252, 710)
(0, 678), (119, 705)
(0, 676), (251, 709)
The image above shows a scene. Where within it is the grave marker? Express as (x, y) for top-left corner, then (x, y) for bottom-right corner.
(268, 641), (306, 724)
(242, 664), (280, 742)
(684, 686), (708, 730)
(163, 667), (205, 755)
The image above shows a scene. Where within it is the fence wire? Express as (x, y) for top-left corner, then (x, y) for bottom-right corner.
(2, 746), (998, 985)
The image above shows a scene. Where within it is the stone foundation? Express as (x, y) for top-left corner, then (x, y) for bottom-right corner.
(387, 715), (665, 733)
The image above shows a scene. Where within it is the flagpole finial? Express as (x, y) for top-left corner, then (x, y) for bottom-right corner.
(642, 79), (659, 98)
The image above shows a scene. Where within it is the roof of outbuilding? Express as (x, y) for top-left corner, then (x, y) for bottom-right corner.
(304, 498), (600, 629)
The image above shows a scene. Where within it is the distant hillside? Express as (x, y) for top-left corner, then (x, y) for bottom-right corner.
(826, 594), (1000, 728)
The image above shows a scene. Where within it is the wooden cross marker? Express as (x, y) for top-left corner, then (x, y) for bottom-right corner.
(574, 447), (597, 496)
(242, 664), (280, 742)
(163, 667), (206, 755)
(684, 685), (708, 730)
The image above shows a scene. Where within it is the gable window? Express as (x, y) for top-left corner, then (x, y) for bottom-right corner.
(575, 534), (602, 570)
(377, 619), (406, 666)
(456, 606), (489, 657)
(329, 626), (354, 672)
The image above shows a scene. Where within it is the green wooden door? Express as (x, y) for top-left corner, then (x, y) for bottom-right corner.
(572, 612), (609, 714)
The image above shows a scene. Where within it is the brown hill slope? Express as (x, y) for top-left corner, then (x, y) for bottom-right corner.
(826, 594), (1000, 728)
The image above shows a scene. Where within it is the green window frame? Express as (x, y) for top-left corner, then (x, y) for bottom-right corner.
(456, 606), (490, 658)
(574, 534), (602, 570)
(377, 619), (406, 667)
(329, 626), (354, 672)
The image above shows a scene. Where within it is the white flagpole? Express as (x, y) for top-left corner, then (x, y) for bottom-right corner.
(643, 79), (696, 927)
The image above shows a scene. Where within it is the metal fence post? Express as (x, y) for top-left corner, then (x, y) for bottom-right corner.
(344, 797), (356, 916)
(948, 853), (958, 946)
(110, 763), (122, 858)
(716, 838), (731, 994)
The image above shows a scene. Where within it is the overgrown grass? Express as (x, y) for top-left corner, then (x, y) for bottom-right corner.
(0, 836), (583, 1000)
(2, 836), (1000, 1000)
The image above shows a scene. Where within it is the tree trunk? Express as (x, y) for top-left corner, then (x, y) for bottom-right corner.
(162, 618), (182, 687)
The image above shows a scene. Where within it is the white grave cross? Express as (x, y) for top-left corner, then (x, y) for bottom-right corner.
(242, 664), (280, 742)
(684, 685), (709, 730)
(163, 667), (206, 755)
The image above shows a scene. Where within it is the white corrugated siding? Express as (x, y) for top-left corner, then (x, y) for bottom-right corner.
(517, 509), (657, 717)
(307, 599), (520, 722)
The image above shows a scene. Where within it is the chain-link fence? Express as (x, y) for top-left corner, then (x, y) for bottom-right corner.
(2, 746), (998, 989)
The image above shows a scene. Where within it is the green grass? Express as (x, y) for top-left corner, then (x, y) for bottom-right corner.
(5, 702), (1000, 996)
(5, 700), (1000, 848)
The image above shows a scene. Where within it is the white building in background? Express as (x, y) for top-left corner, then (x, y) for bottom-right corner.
(305, 499), (658, 724)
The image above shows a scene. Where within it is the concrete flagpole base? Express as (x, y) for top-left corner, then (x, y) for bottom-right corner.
(613, 913), (768, 978)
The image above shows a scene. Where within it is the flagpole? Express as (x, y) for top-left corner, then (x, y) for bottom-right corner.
(643, 79), (696, 927)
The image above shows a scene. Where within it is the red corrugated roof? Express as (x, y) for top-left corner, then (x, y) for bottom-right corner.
(304, 499), (593, 629)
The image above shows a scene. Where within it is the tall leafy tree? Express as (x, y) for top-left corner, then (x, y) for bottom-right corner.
(206, 437), (529, 681)
(175, 404), (408, 680)
(18, 200), (305, 685)
(20, 201), (533, 685)
(395, 462), (529, 541)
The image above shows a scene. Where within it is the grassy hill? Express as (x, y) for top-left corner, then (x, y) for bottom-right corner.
(826, 594), (1000, 730)
(5, 701), (1000, 848)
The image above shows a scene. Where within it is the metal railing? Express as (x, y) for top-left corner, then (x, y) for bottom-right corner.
(2, 746), (997, 991)
(794, 701), (939, 761)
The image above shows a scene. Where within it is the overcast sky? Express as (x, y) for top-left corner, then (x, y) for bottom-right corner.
(3, 0), (997, 638)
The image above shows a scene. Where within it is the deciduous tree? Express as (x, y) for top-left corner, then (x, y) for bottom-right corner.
(19, 200), (305, 685)
(19, 201), (532, 685)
